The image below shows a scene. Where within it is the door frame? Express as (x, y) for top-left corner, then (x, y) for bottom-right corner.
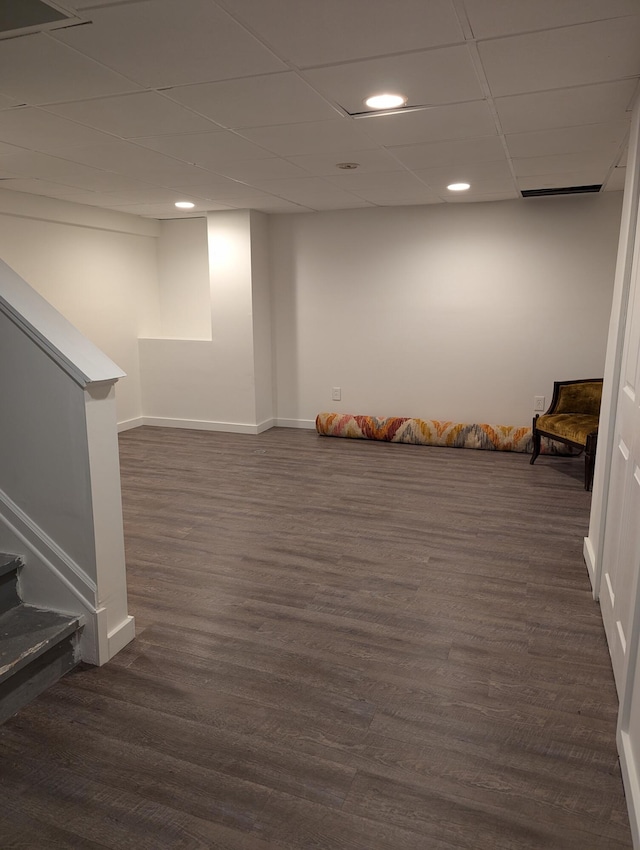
(584, 98), (640, 600)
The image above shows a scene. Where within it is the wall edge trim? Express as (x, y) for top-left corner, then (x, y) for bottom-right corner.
(142, 416), (265, 435)
(274, 418), (316, 429)
(619, 729), (640, 850)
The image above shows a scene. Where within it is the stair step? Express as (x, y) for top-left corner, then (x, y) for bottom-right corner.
(0, 554), (21, 615)
(0, 604), (83, 724)
(0, 553), (21, 578)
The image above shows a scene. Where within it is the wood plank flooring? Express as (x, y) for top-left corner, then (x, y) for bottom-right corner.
(0, 426), (632, 849)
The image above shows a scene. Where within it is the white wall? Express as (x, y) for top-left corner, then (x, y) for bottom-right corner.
(157, 218), (211, 340)
(0, 187), (623, 431)
(139, 210), (274, 432)
(270, 194), (623, 426)
(0, 189), (161, 426)
(250, 211), (275, 427)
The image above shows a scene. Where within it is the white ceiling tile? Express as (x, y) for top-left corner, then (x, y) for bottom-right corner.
(66, 0), (137, 7)
(237, 120), (380, 157)
(604, 167), (627, 191)
(506, 121), (629, 159)
(53, 140), (223, 180)
(46, 92), (218, 138)
(415, 160), (512, 189)
(0, 150), (116, 182)
(325, 170), (443, 203)
(165, 72), (339, 129)
(249, 176), (365, 205)
(286, 149), (404, 177)
(104, 202), (228, 218)
(0, 140), (24, 156)
(495, 80), (638, 134)
(0, 93), (25, 109)
(299, 198), (374, 210)
(357, 101), (498, 147)
(51, 191), (119, 206)
(138, 165), (236, 186)
(201, 189), (286, 203)
(218, 0), (463, 67)
(219, 194), (313, 211)
(355, 184), (443, 203)
(445, 191), (520, 202)
(0, 1), (635, 215)
(375, 198), (445, 207)
(304, 46), (483, 114)
(513, 152), (611, 177)
(390, 136), (507, 170)
(0, 178), (90, 197)
(465, 0), (640, 39)
(0, 33), (141, 105)
(479, 17), (640, 97)
(92, 187), (209, 205)
(0, 108), (115, 153)
(51, 172), (163, 194)
(163, 178), (265, 198)
(134, 131), (274, 169)
(53, 0), (286, 88)
(517, 172), (608, 190)
(206, 158), (308, 182)
(414, 170), (516, 194)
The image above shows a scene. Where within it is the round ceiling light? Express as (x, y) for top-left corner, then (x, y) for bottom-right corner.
(447, 182), (471, 192)
(175, 201), (195, 209)
(365, 93), (407, 110)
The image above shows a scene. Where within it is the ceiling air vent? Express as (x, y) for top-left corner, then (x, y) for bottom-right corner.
(0, 0), (79, 38)
(521, 185), (602, 198)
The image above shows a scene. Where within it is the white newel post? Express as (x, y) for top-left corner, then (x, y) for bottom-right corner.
(84, 381), (135, 664)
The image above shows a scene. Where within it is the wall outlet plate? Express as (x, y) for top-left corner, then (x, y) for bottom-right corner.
(534, 395), (546, 411)
(332, 387), (341, 401)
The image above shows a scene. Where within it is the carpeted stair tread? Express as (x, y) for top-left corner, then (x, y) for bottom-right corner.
(0, 553), (21, 580)
(0, 604), (81, 685)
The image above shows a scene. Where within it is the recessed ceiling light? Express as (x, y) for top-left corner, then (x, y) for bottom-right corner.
(175, 201), (195, 209)
(447, 182), (471, 192)
(365, 93), (407, 110)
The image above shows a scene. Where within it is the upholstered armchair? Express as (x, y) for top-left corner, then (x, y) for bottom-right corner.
(530, 379), (603, 490)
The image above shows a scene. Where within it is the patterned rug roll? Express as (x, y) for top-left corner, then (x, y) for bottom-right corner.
(315, 413), (570, 454)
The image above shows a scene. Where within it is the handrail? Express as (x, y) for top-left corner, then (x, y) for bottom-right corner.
(0, 259), (124, 388)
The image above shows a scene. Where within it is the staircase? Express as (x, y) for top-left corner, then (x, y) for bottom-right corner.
(0, 553), (83, 724)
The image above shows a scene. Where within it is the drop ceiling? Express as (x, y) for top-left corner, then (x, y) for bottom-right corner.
(0, 0), (638, 218)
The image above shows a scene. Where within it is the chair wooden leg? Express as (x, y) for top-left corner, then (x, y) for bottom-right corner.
(530, 416), (541, 465)
(585, 434), (597, 491)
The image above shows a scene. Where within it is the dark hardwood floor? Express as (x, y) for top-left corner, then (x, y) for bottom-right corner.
(0, 426), (632, 849)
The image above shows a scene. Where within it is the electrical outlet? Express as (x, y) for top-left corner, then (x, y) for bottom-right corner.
(534, 395), (546, 411)
(332, 387), (342, 401)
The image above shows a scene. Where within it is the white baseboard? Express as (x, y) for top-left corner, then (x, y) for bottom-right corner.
(619, 729), (640, 850)
(123, 416), (314, 433)
(107, 614), (136, 659)
(117, 417), (143, 432)
(275, 418), (317, 429)
(141, 416), (275, 434)
(256, 418), (275, 434)
(583, 536), (598, 599)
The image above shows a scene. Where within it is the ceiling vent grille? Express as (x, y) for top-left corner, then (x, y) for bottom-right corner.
(521, 185), (602, 198)
(0, 0), (78, 38)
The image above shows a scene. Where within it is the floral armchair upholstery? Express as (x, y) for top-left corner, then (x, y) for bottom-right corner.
(530, 378), (603, 490)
